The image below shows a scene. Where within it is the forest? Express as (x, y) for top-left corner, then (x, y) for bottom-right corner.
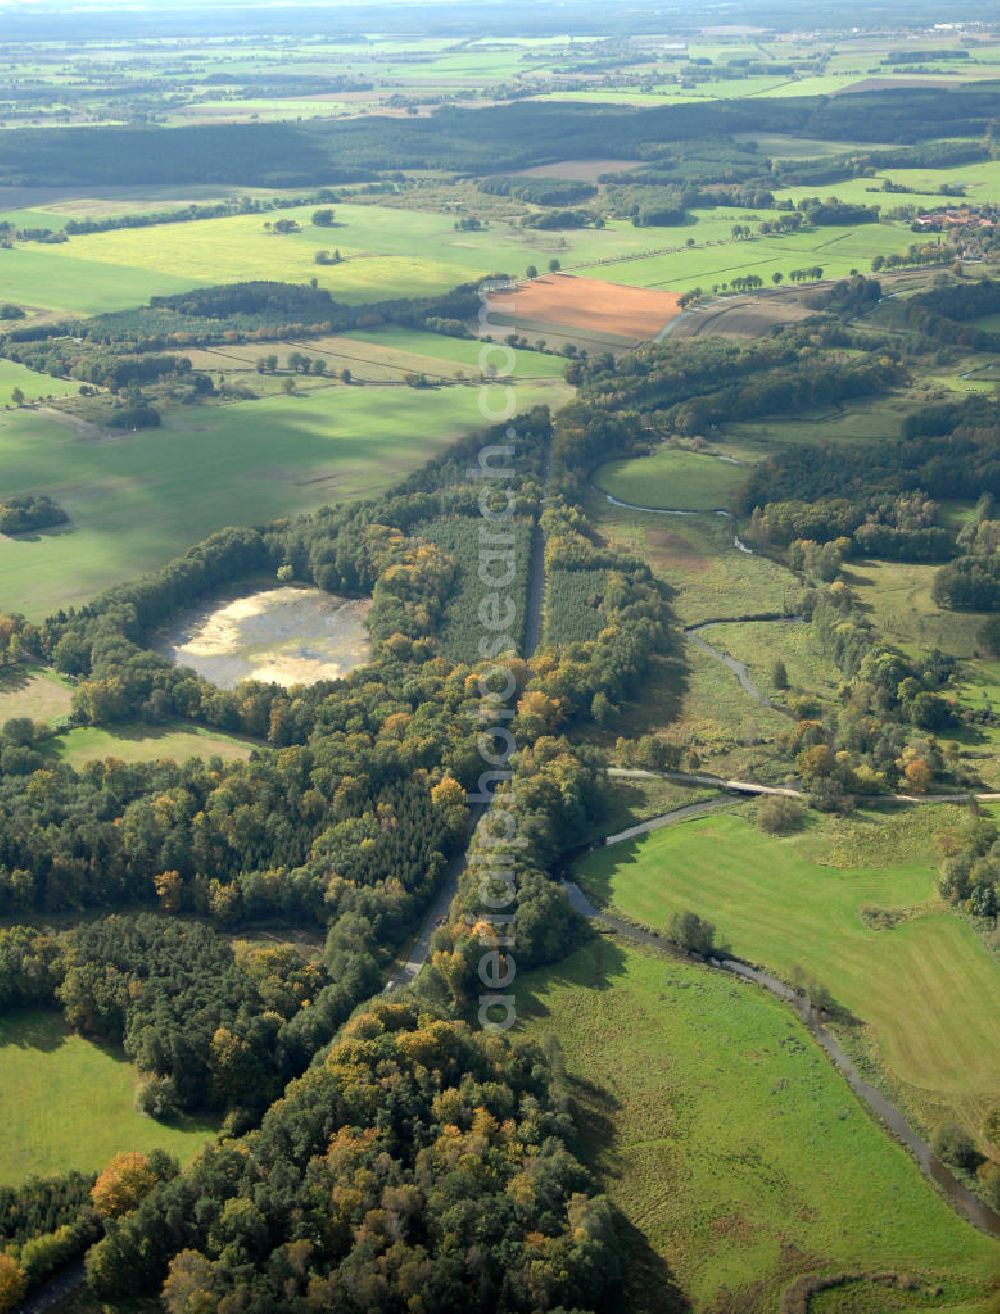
(0, 82), (996, 186)
(0, 382), (680, 1308)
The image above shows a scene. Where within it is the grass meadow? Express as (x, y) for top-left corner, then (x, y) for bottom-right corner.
(588, 493), (797, 626)
(0, 667), (73, 724)
(48, 723), (257, 768)
(574, 808), (1000, 1137)
(13, 203), (697, 314)
(0, 379), (555, 619)
(339, 328), (565, 378)
(2, 193), (968, 317)
(0, 1010), (213, 1184)
(593, 448), (746, 511)
(704, 619), (842, 708)
(186, 329), (567, 386)
(576, 214), (929, 294)
(517, 939), (998, 1314)
(0, 360), (80, 406)
(846, 559), (992, 659)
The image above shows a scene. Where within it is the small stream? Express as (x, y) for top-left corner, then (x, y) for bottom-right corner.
(597, 490), (754, 553)
(561, 880), (1000, 1241)
(596, 483), (810, 705)
(685, 616), (805, 713)
(717, 958), (1000, 1240)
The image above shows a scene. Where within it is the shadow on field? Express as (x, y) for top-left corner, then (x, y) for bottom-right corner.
(0, 667), (34, 695)
(0, 1008), (68, 1051)
(611, 1208), (691, 1314)
(518, 940), (690, 1312)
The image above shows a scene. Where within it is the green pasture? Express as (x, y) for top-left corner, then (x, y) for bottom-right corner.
(49, 723), (256, 767)
(0, 1009), (213, 1184)
(518, 940), (998, 1313)
(701, 618), (841, 707)
(575, 809), (1000, 1134)
(770, 158), (1000, 209)
(588, 494), (797, 627)
(4, 192), (962, 319)
(661, 636), (791, 767)
(593, 447), (746, 511)
(723, 394), (913, 449)
(340, 327), (564, 378)
(0, 243), (202, 316)
(593, 775), (720, 842)
(0, 379), (554, 620)
(579, 217), (929, 293)
(945, 658), (1000, 792)
(0, 360), (80, 406)
(846, 558), (990, 659)
(0, 667), (73, 724)
(23, 203), (685, 313)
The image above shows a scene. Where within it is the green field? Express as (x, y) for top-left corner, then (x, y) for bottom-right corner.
(0, 667), (73, 724)
(0, 360), (81, 406)
(3, 193), (959, 318)
(12, 202), (701, 314)
(724, 394), (913, 450)
(575, 809), (1000, 1135)
(948, 658), (1000, 792)
(594, 447), (746, 511)
(0, 244), (204, 317)
(49, 723), (257, 767)
(518, 940), (998, 1314)
(589, 493), (797, 627)
(663, 638), (791, 772)
(341, 327), (564, 378)
(704, 619), (842, 708)
(847, 558), (991, 659)
(577, 213), (927, 294)
(0, 1010), (213, 1184)
(0, 379), (555, 619)
(771, 158), (1000, 210)
(594, 775), (721, 841)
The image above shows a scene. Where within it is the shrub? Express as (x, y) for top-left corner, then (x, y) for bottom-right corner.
(932, 1121), (984, 1174)
(668, 909), (716, 955)
(757, 795), (806, 835)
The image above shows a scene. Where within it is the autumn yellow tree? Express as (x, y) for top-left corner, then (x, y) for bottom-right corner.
(904, 757), (932, 793)
(161, 1249), (219, 1314)
(154, 870), (183, 913)
(91, 1150), (158, 1218)
(0, 1255), (26, 1314)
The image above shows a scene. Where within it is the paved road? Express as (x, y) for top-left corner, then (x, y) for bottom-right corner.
(609, 766), (1000, 807)
(383, 803), (487, 993)
(603, 794), (743, 846)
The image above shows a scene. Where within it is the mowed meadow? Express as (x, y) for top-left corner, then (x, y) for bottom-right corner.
(575, 809), (1000, 1137)
(0, 379), (555, 618)
(0, 1011), (213, 1183)
(517, 940), (998, 1314)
